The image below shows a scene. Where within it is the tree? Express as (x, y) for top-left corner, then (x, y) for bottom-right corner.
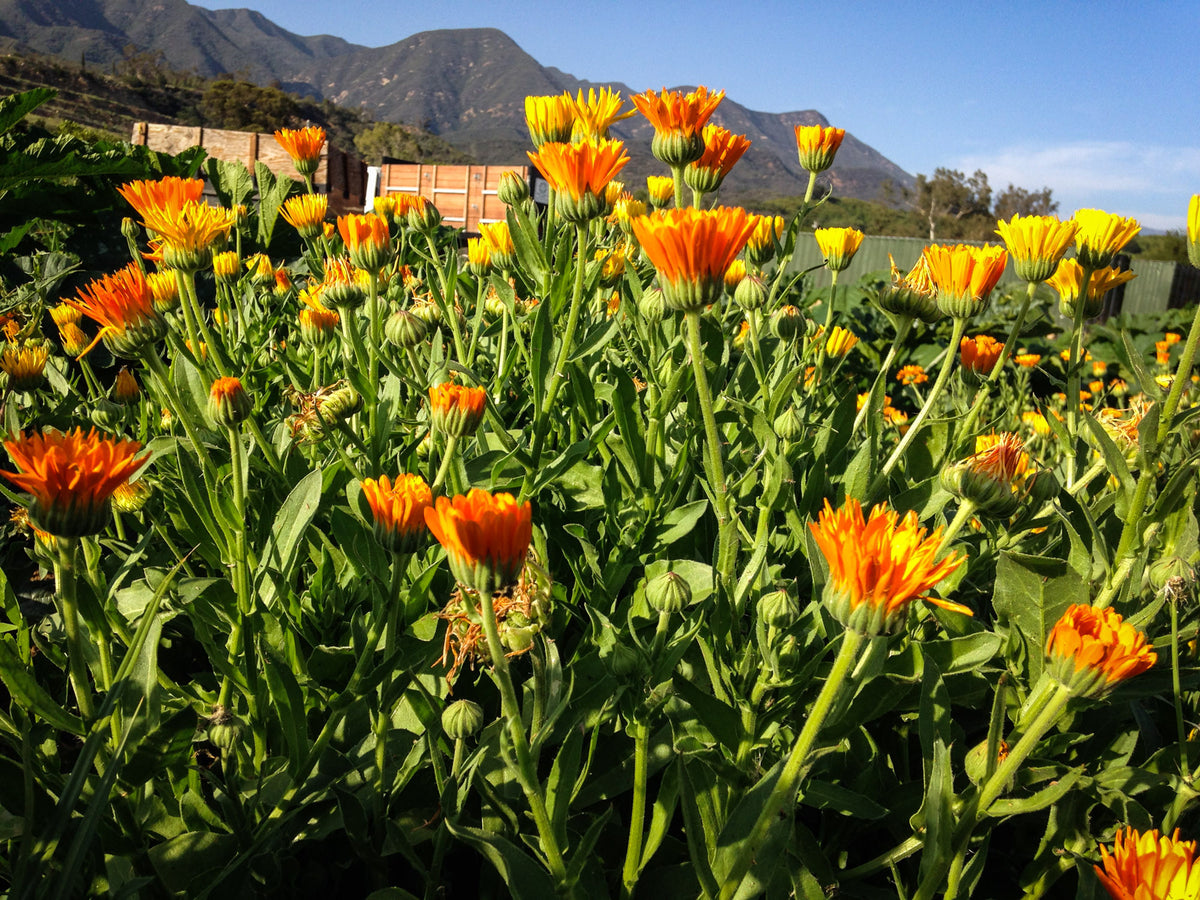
(993, 184), (1058, 220)
(912, 168), (992, 240)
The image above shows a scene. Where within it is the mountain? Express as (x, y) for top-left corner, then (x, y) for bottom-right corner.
(0, 0), (914, 203)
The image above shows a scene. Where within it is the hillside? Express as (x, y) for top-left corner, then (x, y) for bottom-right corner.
(0, 0), (915, 205)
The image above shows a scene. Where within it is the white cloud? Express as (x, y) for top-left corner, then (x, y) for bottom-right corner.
(953, 141), (1200, 230)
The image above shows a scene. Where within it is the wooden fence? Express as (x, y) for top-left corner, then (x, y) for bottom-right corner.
(375, 163), (530, 235)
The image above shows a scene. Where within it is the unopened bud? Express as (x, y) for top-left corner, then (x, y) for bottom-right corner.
(646, 570), (691, 614)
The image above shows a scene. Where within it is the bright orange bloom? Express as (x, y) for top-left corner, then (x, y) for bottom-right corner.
(425, 489), (532, 594)
(632, 86), (724, 166)
(1157, 341), (1172, 366)
(361, 474), (432, 555)
(274, 126), (326, 176)
(897, 364), (928, 386)
(923, 243), (1009, 318)
(208, 376), (251, 427)
(685, 125), (751, 193)
(2, 427), (149, 537)
(337, 213), (391, 273)
(631, 207), (756, 312)
(527, 139), (629, 222)
(429, 382), (487, 436)
(1014, 353), (1042, 368)
(281, 193), (329, 239)
(1095, 828), (1200, 900)
(68, 263), (165, 358)
(525, 93), (576, 147)
(1073, 208), (1141, 269)
(1165, 332), (1183, 345)
(570, 87), (634, 141)
(118, 176), (204, 223)
(814, 226), (864, 272)
(1046, 604), (1155, 697)
(794, 124), (846, 174)
(995, 214), (1077, 283)
(809, 497), (969, 636)
(960, 334), (1005, 375)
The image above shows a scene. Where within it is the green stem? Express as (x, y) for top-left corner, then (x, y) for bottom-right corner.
(54, 537), (94, 720)
(620, 721), (651, 898)
(142, 349), (218, 484)
(1172, 594), (1190, 776)
(478, 588), (570, 891)
(878, 317), (969, 484)
(423, 232), (468, 364)
(1064, 266), (1095, 489)
(718, 629), (865, 898)
(366, 272), (382, 469)
(684, 309), (736, 589)
(671, 166), (685, 209)
(803, 171), (817, 204)
(939, 500), (978, 552)
(431, 433), (459, 496)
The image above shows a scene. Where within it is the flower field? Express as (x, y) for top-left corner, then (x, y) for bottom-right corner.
(2, 84), (1200, 899)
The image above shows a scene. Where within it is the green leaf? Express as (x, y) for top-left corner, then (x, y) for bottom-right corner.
(0, 88), (55, 135)
(986, 769), (1083, 817)
(992, 552), (1087, 683)
(147, 832), (239, 895)
(204, 157), (255, 210)
(0, 637), (85, 735)
(440, 822), (558, 900)
(652, 499), (711, 547)
(255, 160), (294, 249)
(256, 467), (323, 608)
(799, 780), (888, 819)
(262, 647), (309, 772)
(917, 738), (954, 888)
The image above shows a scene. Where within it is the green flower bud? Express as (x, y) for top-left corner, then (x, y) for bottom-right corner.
(734, 274), (767, 311)
(759, 587), (801, 628)
(638, 287), (668, 321)
(646, 571), (691, 614)
(771, 305), (804, 340)
(497, 171), (530, 206)
(384, 309), (428, 349)
(441, 699), (485, 739)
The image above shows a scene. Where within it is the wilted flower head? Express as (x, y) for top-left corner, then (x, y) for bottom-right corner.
(942, 432), (1031, 518)
(876, 253), (940, 323)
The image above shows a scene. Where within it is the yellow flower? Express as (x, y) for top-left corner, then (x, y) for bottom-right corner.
(824, 325), (858, 357)
(49, 303), (82, 328)
(212, 250), (240, 283)
(0, 344), (48, 392)
(141, 200), (236, 272)
(793, 124), (846, 174)
(2, 427), (149, 537)
(68, 263), (165, 359)
(466, 236), (492, 275)
(724, 259), (747, 291)
(923, 243), (1009, 319)
(995, 214), (1077, 283)
(361, 474), (432, 555)
(570, 87), (634, 141)
(424, 489), (532, 594)
(274, 126), (326, 177)
(1047, 258), (1136, 320)
(525, 93), (576, 147)
(1095, 827), (1200, 900)
(527, 139), (630, 223)
(146, 270), (179, 312)
(478, 221), (515, 269)
(1073, 208), (1141, 270)
(684, 125), (751, 194)
(281, 193), (329, 239)
(1046, 604), (1155, 697)
(631, 207), (757, 312)
(337, 213), (391, 274)
(814, 227), (864, 273)
(745, 214), (785, 266)
(808, 497), (969, 636)
(57, 322), (89, 357)
(1189, 195), (1200, 267)
(646, 175), (675, 210)
(631, 86), (725, 166)
(960, 334), (1005, 375)
(610, 193), (646, 233)
(429, 382), (487, 437)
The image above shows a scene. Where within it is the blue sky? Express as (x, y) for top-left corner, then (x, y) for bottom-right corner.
(192, 0), (1199, 231)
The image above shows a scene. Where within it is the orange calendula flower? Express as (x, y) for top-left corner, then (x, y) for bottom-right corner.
(1048, 258), (1136, 320)
(1013, 352), (1042, 369)
(337, 213), (391, 274)
(631, 86), (725, 166)
(297, 291), (339, 347)
(923, 243), (1009, 319)
(425, 488), (532, 594)
(1046, 604), (1155, 697)
(942, 432), (1031, 517)
(527, 139), (630, 223)
(321, 256), (370, 309)
(809, 497), (968, 636)
(897, 364), (928, 386)
(361, 473), (432, 555)
(570, 87), (634, 141)
(684, 124), (751, 195)
(794, 124), (846, 174)
(525, 93), (576, 147)
(0, 344), (48, 392)
(274, 126), (326, 177)
(2, 427), (149, 537)
(995, 214), (1077, 283)
(646, 175), (675, 210)
(960, 334), (1005, 376)
(1165, 332), (1183, 346)
(68, 263), (165, 358)
(878, 253), (941, 323)
(118, 176), (205, 223)
(631, 207), (756, 312)
(1073, 208), (1141, 270)
(1095, 827), (1200, 900)
(281, 193), (329, 239)
(429, 382), (487, 437)
(208, 376), (251, 428)
(814, 226), (864, 273)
